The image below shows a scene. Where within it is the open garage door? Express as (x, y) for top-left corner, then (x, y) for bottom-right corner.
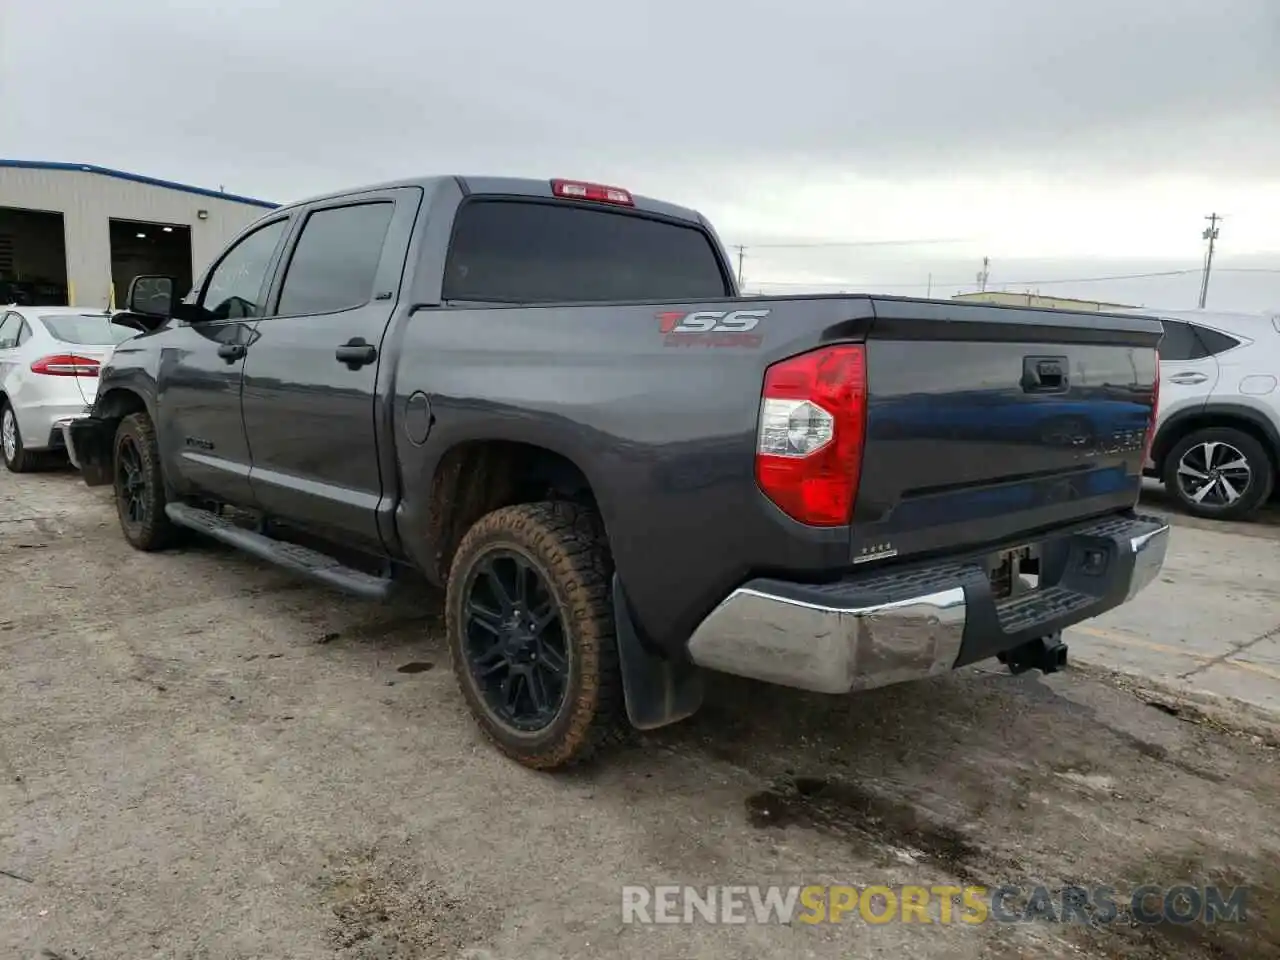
(109, 218), (193, 309)
(0, 207), (69, 305)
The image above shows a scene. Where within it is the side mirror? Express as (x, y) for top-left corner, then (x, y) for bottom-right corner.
(126, 275), (177, 318)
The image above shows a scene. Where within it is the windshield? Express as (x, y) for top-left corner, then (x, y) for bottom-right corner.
(40, 314), (138, 346)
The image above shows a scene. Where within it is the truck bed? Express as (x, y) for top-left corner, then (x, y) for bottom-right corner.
(394, 292), (1162, 656)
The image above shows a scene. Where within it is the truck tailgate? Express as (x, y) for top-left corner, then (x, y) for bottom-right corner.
(853, 298), (1160, 563)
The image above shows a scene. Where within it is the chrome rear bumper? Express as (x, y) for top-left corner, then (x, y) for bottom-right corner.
(686, 513), (1170, 695)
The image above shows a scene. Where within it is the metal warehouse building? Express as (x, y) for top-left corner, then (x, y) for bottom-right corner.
(0, 160), (276, 310)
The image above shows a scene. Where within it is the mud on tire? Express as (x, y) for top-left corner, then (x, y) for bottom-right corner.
(445, 501), (624, 770)
(113, 412), (183, 551)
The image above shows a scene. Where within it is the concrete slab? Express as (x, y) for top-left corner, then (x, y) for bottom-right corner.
(1068, 513), (1280, 716)
(5, 469), (1280, 960)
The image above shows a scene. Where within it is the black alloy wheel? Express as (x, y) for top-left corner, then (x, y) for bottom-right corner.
(112, 412), (182, 551)
(445, 501), (624, 770)
(462, 550), (571, 732)
(116, 434), (149, 528)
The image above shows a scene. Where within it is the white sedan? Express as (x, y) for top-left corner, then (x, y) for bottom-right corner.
(0, 306), (138, 472)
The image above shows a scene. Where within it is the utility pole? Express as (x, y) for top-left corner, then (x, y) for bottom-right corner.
(1198, 213), (1222, 309)
(734, 245), (746, 288)
(976, 256), (990, 292)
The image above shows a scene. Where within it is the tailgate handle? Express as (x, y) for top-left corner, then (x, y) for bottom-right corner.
(1022, 356), (1069, 394)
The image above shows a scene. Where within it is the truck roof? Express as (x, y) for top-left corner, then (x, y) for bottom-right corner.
(280, 175), (711, 227)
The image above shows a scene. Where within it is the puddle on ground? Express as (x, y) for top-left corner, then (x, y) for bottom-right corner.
(745, 775), (985, 881)
(396, 661), (435, 674)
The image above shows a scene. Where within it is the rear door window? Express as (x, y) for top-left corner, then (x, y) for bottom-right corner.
(1158, 320), (1208, 362)
(276, 202), (395, 316)
(443, 199), (730, 303)
(0, 313), (16, 349)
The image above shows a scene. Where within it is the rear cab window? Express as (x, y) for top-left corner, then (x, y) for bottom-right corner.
(39, 314), (137, 346)
(442, 199), (730, 303)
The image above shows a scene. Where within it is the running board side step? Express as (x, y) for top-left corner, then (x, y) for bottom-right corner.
(164, 503), (395, 601)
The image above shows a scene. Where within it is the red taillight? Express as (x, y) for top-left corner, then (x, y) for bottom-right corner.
(30, 354), (100, 377)
(755, 344), (867, 526)
(550, 179), (635, 206)
(1143, 348), (1160, 463)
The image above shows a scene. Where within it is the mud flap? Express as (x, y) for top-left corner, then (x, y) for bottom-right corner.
(66, 417), (114, 486)
(612, 574), (704, 730)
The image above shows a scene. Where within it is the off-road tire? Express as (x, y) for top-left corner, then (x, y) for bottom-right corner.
(1, 400), (40, 473)
(446, 501), (624, 770)
(1162, 426), (1275, 522)
(113, 412), (183, 551)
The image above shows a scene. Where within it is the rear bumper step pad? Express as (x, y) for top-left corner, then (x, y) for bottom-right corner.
(684, 513), (1169, 694)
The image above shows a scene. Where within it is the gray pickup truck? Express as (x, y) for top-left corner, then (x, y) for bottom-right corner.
(64, 175), (1169, 769)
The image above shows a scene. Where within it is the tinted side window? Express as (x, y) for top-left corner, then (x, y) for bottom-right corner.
(443, 200), (730, 303)
(0, 314), (16, 348)
(276, 202), (394, 316)
(1158, 320), (1208, 362)
(199, 218), (288, 321)
(1193, 326), (1241, 356)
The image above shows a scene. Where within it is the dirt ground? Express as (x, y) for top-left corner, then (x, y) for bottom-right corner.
(3, 469), (1279, 960)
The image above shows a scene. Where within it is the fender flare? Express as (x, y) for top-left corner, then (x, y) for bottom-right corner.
(1152, 403), (1280, 470)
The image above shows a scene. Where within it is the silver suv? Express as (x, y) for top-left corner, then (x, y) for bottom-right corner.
(1140, 309), (1280, 521)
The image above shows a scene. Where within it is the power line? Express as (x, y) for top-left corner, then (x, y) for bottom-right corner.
(750, 270), (1195, 289)
(996, 269), (1199, 286)
(747, 266), (1280, 291)
(731, 237), (970, 250)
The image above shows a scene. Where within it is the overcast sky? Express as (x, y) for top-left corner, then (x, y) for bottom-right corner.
(3, 0), (1278, 310)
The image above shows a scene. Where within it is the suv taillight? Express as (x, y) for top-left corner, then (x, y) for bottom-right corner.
(755, 344), (867, 526)
(1143, 348), (1160, 463)
(30, 354), (100, 377)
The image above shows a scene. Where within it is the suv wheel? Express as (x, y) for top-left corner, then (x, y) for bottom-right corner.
(445, 501), (623, 770)
(1162, 426), (1275, 521)
(113, 412), (182, 550)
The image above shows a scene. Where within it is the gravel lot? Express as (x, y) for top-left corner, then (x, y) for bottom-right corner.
(3, 468), (1279, 959)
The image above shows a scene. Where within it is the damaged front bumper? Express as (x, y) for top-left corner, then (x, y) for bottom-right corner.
(60, 417), (115, 486)
(685, 512), (1169, 695)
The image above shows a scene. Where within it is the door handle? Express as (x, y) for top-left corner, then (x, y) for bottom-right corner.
(1021, 355), (1069, 394)
(217, 343), (246, 364)
(336, 338), (377, 370)
(1168, 372), (1209, 385)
